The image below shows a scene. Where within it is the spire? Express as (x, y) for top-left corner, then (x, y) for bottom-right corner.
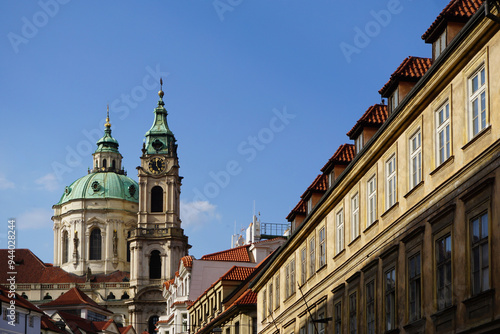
(144, 78), (176, 156)
(105, 104), (111, 128)
(95, 106), (119, 153)
(92, 105), (123, 173)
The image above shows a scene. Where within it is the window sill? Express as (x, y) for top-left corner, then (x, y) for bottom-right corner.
(462, 288), (495, 320)
(403, 318), (425, 334)
(333, 249), (345, 260)
(348, 235), (360, 247)
(404, 181), (424, 199)
(363, 220), (379, 234)
(381, 202), (399, 218)
(430, 155), (454, 176)
(316, 264), (327, 273)
(462, 124), (491, 151)
(430, 304), (456, 332)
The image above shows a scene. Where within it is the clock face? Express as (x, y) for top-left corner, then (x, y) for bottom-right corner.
(148, 157), (166, 174)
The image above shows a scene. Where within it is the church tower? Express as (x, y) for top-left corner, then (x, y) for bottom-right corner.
(128, 81), (189, 329)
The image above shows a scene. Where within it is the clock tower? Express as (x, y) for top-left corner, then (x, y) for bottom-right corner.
(128, 81), (190, 328)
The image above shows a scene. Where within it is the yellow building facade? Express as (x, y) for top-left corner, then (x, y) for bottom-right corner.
(252, 1), (500, 333)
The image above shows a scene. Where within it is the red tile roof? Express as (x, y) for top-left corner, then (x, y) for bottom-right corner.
(119, 325), (135, 334)
(221, 266), (256, 281)
(0, 285), (44, 314)
(379, 57), (432, 96)
(93, 319), (114, 331)
(0, 249), (129, 284)
(422, 0), (483, 41)
(233, 289), (257, 306)
(40, 287), (111, 314)
(163, 278), (175, 290)
(346, 104), (389, 139)
(41, 315), (68, 333)
(56, 311), (98, 334)
(301, 174), (328, 198)
(180, 255), (194, 268)
(286, 199), (306, 221)
(320, 144), (355, 173)
(201, 245), (252, 262)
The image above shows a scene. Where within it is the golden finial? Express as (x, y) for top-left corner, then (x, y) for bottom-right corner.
(105, 104), (111, 128)
(158, 77), (164, 98)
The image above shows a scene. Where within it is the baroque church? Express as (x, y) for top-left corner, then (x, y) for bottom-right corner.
(3, 83), (190, 332)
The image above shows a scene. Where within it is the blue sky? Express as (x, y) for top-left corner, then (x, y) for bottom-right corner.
(0, 0), (447, 262)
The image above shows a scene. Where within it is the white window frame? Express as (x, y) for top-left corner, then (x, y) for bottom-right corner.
(355, 133), (363, 154)
(386, 154), (397, 210)
(409, 129), (422, 189)
(436, 102), (451, 165)
(329, 171), (335, 188)
(307, 198), (312, 214)
(309, 237), (315, 276)
(389, 88), (399, 113)
(434, 29), (446, 59)
(351, 193), (359, 241)
(336, 209), (344, 254)
(319, 227), (326, 267)
(301, 247), (307, 285)
(367, 175), (377, 226)
(468, 64), (487, 139)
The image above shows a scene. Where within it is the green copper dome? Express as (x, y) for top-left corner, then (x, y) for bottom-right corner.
(57, 172), (139, 205)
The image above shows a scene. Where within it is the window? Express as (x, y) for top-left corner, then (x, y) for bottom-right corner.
(89, 228), (102, 260)
(309, 237), (315, 275)
(436, 102), (450, 165)
(318, 310), (325, 334)
(29, 315), (34, 327)
(386, 154), (397, 209)
(307, 198), (312, 214)
(349, 292), (357, 334)
(367, 176), (377, 226)
(389, 88), (399, 113)
(409, 130), (421, 189)
(329, 171), (335, 188)
(319, 227), (326, 267)
(436, 234), (452, 310)
(151, 186), (164, 212)
(275, 275), (280, 308)
(385, 268), (396, 331)
(149, 250), (161, 279)
(300, 326), (306, 334)
(336, 209), (344, 254)
(366, 280), (375, 334)
(235, 321), (240, 334)
(268, 283), (273, 313)
(290, 258), (296, 295)
(182, 313), (188, 332)
(355, 133), (363, 154)
(408, 253), (421, 321)
(351, 193), (359, 241)
(468, 65), (487, 138)
(434, 30), (446, 58)
(301, 247), (307, 285)
(262, 289), (267, 318)
(62, 230), (69, 263)
(471, 212), (489, 295)
(285, 264), (290, 298)
(334, 301), (342, 334)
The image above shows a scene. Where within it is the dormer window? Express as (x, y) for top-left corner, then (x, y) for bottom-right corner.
(434, 30), (447, 59)
(389, 88), (399, 113)
(355, 133), (364, 154)
(307, 198), (312, 213)
(329, 171), (335, 188)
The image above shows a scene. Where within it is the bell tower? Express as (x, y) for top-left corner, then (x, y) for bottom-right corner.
(128, 80), (190, 328)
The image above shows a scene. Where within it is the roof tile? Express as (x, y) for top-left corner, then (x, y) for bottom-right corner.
(422, 0), (483, 41)
(379, 57), (432, 96)
(320, 144), (355, 173)
(40, 287), (111, 314)
(201, 245), (251, 262)
(346, 104), (389, 139)
(180, 255), (194, 268)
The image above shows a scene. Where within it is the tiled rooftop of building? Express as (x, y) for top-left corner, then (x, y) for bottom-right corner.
(0, 285), (43, 314)
(180, 255), (194, 268)
(320, 144), (355, 173)
(422, 0), (483, 41)
(93, 319), (114, 331)
(56, 311), (98, 334)
(41, 315), (68, 333)
(221, 266), (256, 281)
(40, 287), (111, 313)
(163, 278), (175, 290)
(346, 104), (389, 139)
(286, 199), (306, 221)
(119, 325), (135, 334)
(379, 56), (433, 96)
(233, 289), (257, 305)
(301, 174), (328, 199)
(201, 244), (252, 262)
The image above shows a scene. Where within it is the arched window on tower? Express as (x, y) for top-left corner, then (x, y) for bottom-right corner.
(149, 250), (161, 279)
(151, 186), (163, 212)
(62, 231), (69, 263)
(103, 159), (107, 169)
(148, 315), (159, 334)
(126, 231), (131, 262)
(89, 228), (102, 260)
(112, 160), (116, 169)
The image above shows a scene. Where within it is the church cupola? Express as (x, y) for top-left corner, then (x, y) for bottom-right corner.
(92, 106), (124, 173)
(143, 78), (177, 157)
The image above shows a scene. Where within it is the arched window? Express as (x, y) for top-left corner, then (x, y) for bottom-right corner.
(89, 228), (102, 260)
(149, 250), (161, 279)
(148, 315), (159, 334)
(103, 159), (107, 168)
(151, 186), (163, 212)
(112, 160), (116, 169)
(62, 231), (69, 263)
(126, 231), (131, 262)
